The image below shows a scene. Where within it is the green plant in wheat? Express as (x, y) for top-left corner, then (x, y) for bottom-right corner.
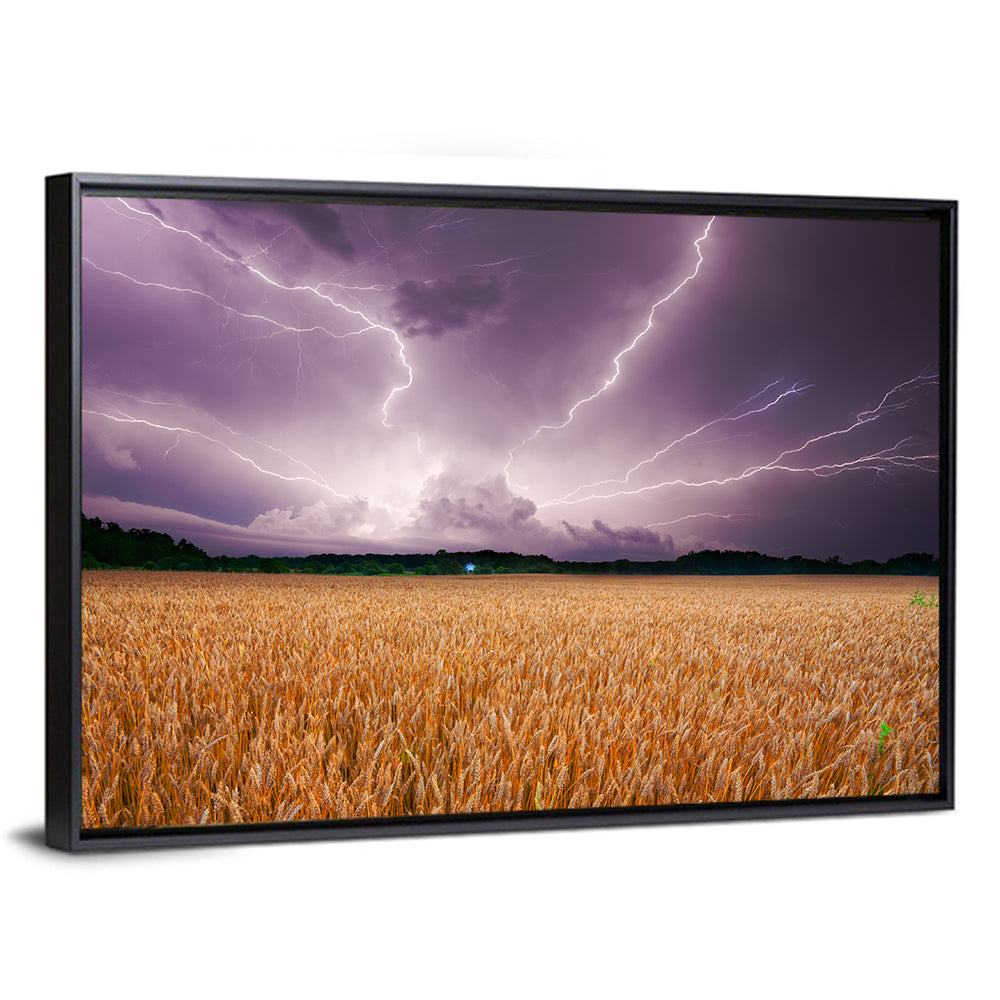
(909, 589), (939, 608)
(869, 722), (893, 796)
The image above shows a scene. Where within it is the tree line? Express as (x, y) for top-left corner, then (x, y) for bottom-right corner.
(80, 516), (939, 576)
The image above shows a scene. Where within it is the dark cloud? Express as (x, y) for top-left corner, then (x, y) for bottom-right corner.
(266, 202), (355, 260)
(411, 475), (674, 562)
(561, 519), (674, 559)
(195, 228), (243, 262)
(393, 274), (504, 339)
(137, 198), (165, 219)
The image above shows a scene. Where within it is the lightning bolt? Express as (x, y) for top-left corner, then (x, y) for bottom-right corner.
(418, 210), (477, 234)
(89, 387), (345, 490)
(245, 225), (294, 271)
(646, 510), (753, 528)
(158, 434), (181, 464)
(359, 208), (401, 284)
(537, 373), (939, 509)
(107, 199), (415, 426)
(858, 370), (939, 419)
(543, 378), (811, 506)
(82, 258), (374, 344)
(97, 200), (568, 442)
(84, 408), (354, 500)
(505, 216), (716, 485)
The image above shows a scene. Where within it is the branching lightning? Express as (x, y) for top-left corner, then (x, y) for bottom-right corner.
(537, 373), (939, 510)
(84, 408), (353, 500)
(542, 377), (812, 505)
(504, 217), (716, 484)
(108, 199), (414, 426)
(646, 510), (753, 528)
(82, 257), (374, 345)
(93, 387), (340, 488)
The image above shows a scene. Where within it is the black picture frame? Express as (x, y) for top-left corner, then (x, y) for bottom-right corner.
(45, 172), (956, 851)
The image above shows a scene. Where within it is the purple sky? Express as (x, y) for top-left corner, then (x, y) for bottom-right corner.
(80, 194), (941, 561)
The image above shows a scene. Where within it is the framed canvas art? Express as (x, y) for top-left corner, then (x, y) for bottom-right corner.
(46, 173), (955, 849)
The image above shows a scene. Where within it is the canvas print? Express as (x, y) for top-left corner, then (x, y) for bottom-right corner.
(79, 194), (941, 829)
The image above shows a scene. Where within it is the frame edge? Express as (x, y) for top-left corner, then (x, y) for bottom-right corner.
(45, 173), (82, 851)
(940, 200), (957, 809)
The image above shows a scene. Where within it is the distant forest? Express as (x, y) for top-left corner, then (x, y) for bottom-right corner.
(80, 516), (939, 576)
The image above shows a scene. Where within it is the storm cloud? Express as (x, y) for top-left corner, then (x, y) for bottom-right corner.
(393, 273), (505, 339)
(80, 195), (941, 562)
(560, 519), (674, 560)
(265, 202), (355, 260)
(414, 473), (540, 535)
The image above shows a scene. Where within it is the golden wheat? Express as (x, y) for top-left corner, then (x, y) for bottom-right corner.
(80, 571), (940, 828)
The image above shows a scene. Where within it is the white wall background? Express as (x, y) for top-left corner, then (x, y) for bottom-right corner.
(2, 3), (994, 996)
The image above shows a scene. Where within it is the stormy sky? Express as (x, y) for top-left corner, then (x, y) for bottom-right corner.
(80, 194), (941, 562)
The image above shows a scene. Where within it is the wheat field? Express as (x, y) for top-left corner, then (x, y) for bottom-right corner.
(80, 571), (940, 828)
